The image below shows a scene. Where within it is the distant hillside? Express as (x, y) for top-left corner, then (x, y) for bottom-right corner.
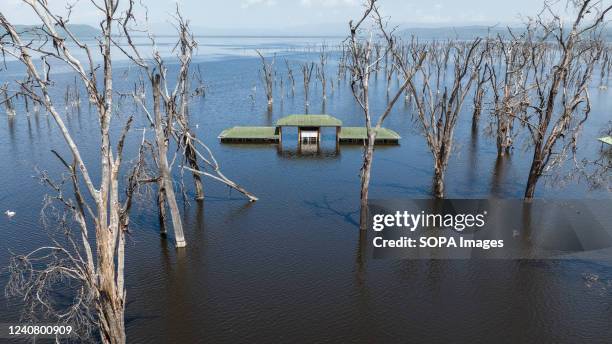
(3, 23), (610, 42)
(1, 24), (100, 38)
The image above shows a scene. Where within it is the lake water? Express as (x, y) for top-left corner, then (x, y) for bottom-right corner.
(0, 36), (611, 343)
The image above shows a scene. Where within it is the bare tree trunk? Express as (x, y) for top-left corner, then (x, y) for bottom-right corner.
(359, 135), (375, 230)
(472, 85), (484, 126)
(153, 75), (186, 247)
(185, 139), (204, 200)
(524, 168), (539, 200)
(433, 161), (445, 199)
(157, 181), (168, 234)
(160, 164), (185, 247)
(524, 143), (543, 200)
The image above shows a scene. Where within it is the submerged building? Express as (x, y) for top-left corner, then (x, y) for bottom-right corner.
(218, 114), (401, 146)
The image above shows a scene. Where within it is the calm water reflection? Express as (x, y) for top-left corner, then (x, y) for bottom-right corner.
(0, 37), (611, 343)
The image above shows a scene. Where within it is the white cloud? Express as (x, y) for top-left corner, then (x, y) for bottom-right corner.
(241, 0), (277, 9)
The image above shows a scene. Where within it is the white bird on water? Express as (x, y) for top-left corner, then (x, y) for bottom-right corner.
(5, 210), (16, 218)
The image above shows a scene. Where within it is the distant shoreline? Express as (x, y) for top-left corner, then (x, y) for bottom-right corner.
(142, 35), (346, 39)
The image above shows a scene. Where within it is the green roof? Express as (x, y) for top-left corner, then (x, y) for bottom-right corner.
(218, 126), (278, 139)
(598, 136), (612, 145)
(276, 114), (342, 127)
(339, 127), (401, 140)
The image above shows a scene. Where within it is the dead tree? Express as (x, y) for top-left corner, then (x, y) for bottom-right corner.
(472, 68), (488, 127)
(285, 59), (296, 96)
(316, 46), (328, 102)
(348, 0), (424, 230)
(256, 50), (274, 109)
(115, 4), (187, 247)
(167, 14), (206, 202)
(574, 122), (612, 191)
(599, 48), (609, 89)
(385, 57), (396, 97)
(63, 76), (81, 111)
(301, 62), (314, 112)
(152, 74), (186, 245)
(488, 30), (531, 156)
(472, 41), (491, 127)
(374, 43), (382, 72)
(523, 0), (611, 199)
(409, 39), (483, 198)
(118, 3), (258, 210)
(1, 83), (16, 116)
(0, 1), (140, 342)
(192, 65), (207, 97)
(337, 45), (348, 87)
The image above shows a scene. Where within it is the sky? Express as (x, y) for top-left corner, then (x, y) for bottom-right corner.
(0, 0), (574, 34)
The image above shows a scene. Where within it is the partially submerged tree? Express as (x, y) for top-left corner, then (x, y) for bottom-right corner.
(522, 0), (611, 199)
(285, 59), (296, 96)
(0, 1), (136, 341)
(408, 39), (483, 198)
(117, 3), (258, 245)
(301, 61), (314, 112)
(471, 41), (491, 128)
(348, 0), (424, 230)
(1, 0), (258, 341)
(337, 46), (348, 87)
(256, 50), (274, 110)
(1, 83), (17, 116)
(316, 46), (328, 102)
(488, 30), (531, 156)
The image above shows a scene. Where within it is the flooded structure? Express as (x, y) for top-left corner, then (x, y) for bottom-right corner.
(218, 114), (401, 146)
